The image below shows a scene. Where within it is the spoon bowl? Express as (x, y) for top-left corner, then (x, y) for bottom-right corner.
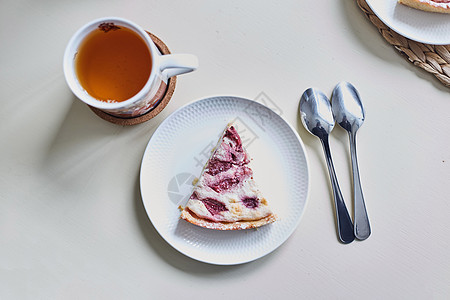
(300, 88), (355, 244)
(331, 82), (365, 133)
(299, 88), (335, 139)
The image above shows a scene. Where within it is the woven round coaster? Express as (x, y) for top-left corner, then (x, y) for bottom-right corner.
(357, 0), (450, 88)
(89, 31), (177, 125)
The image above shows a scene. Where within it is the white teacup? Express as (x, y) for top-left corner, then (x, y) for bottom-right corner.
(63, 17), (198, 118)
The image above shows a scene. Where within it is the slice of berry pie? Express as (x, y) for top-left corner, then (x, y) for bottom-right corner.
(398, 0), (450, 14)
(180, 123), (276, 230)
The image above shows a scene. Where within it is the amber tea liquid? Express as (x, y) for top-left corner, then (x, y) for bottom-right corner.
(75, 26), (152, 102)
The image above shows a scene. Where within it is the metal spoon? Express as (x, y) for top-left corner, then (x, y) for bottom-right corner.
(331, 82), (371, 240)
(300, 88), (355, 244)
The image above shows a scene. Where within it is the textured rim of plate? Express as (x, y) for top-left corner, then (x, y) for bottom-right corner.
(139, 96), (310, 265)
(365, 0), (450, 45)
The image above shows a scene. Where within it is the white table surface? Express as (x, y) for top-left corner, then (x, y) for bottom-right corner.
(1, 1), (449, 299)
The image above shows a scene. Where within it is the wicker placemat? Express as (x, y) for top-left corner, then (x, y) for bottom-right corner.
(357, 0), (450, 88)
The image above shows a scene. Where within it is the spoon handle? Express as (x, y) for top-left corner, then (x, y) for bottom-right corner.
(321, 135), (355, 244)
(349, 132), (371, 240)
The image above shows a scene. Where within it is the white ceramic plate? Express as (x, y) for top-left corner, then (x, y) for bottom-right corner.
(140, 96), (309, 265)
(366, 0), (450, 45)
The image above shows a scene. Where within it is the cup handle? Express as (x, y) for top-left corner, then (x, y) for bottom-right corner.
(159, 54), (198, 79)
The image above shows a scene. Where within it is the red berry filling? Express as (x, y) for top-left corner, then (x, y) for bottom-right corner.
(210, 177), (240, 193)
(206, 166), (252, 193)
(212, 126), (249, 166)
(201, 198), (228, 215)
(242, 197), (259, 209)
(225, 126), (242, 150)
(206, 160), (232, 176)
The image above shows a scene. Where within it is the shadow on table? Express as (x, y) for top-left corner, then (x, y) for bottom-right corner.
(341, 0), (400, 63)
(341, 0), (449, 92)
(41, 96), (126, 185)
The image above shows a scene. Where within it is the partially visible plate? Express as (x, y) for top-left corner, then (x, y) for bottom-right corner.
(366, 0), (450, 45)
(140, 96), (310, 265)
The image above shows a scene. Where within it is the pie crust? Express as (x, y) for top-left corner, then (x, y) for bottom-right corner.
(398, 0), (450, 13)
(181, 208), (277, 230)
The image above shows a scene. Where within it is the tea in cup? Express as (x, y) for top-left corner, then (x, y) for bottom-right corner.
(64, 17), (198, 118)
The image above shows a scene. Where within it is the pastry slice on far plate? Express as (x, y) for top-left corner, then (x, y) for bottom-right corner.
(398, 0), (450, 14)
(180, 122), (276, 230)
